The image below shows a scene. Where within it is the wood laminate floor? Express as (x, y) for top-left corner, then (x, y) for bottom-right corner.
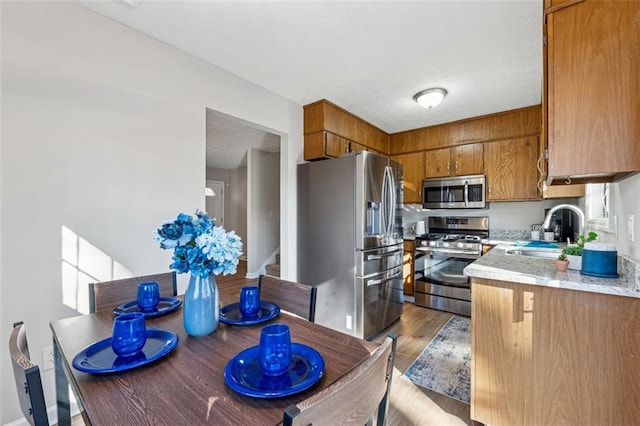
(65, 262), (473, 426)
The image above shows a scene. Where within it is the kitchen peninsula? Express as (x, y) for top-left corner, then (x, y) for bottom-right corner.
(464, 246), (640, 425)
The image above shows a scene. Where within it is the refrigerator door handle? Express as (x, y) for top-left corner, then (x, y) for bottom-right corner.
(382, 166), (395, 237)
(387, 166), (396, 236)
(381, 167), (389, 236)
(365, 266), (403, 286)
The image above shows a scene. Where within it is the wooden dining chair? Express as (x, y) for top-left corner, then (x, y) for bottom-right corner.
(89, 271), (177, 313)
(9, 321), (49, 426)
(258, 274), (317, 321)
(284, 334), (397, 426)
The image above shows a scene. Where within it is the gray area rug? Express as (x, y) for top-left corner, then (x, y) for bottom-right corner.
(402, 315), (471, 404)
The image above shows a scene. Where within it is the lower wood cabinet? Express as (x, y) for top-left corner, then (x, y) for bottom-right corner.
(402, 240), (415, 296)
(471, 277), (640, 425)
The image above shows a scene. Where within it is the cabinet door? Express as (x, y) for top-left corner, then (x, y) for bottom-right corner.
(424, 148), (451, 178)
(547, 0), (640, 180)
(471, 279), (534, 425)
(402, 240), (415, 296)
(325, 132), (349, 158)
(391, 152), (424, 204)
(453, 143), (484, 175)
(484, 136), (538, 201)
(350, 141), (382, 156)
(304, 131), (348, 161)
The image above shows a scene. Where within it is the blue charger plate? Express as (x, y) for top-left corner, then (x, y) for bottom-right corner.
(224, 343), (325, 398)
(219, 301), (280, 326)
(72, 329), (179, 374)
(113, 297), (182, 318)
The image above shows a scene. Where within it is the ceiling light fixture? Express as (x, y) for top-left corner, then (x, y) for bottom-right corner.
(413, 88), (448, 109)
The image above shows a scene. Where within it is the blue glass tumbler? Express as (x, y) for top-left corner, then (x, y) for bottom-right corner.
(259, 323), (292, 376)
(112, 312), (147, 357)
(239, 286), (260, 317)
(137, 281), (160, 312)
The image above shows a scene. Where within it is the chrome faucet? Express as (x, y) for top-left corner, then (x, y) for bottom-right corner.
(542, 204), (585, 241)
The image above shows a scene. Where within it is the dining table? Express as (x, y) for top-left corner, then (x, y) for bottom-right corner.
(51, 286), (378, 426)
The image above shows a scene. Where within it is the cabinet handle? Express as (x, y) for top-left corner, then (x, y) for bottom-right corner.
(447, 163), (450, 173)
(455, 162), (459, 173)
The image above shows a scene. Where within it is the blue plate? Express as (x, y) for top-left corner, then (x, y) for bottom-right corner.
(72, 329), (179, 374)
(224, 343), (325, 398)
(219, 301), (280, 325)
(113, 297), (182, 318)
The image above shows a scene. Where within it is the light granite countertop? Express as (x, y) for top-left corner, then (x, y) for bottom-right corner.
(464, 244), (640, 299)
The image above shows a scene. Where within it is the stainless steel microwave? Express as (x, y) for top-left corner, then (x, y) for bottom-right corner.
(422, 174), (486, 209)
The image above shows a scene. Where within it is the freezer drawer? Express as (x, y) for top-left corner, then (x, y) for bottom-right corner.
(360, 265), (403, 339)
(356, 244), (403, 277)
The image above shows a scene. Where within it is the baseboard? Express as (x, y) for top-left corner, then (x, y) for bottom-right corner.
(245, 271), (260, 279)
(404, 295), (416, 304)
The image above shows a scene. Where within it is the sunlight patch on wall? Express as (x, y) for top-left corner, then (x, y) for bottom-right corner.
(61, 226), (131, 313)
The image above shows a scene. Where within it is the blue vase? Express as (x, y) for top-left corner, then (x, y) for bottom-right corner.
(183, 273), (219, 336)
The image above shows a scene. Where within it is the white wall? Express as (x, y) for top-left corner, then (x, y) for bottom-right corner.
(600, 174), (640, 259)
(0, 2), (302, 424)
(247, 150), (280, 277)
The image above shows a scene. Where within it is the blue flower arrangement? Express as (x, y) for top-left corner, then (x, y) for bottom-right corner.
(155, 210), (243, 277)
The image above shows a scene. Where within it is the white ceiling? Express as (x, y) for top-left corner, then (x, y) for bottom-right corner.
(79, 0), (543, 170)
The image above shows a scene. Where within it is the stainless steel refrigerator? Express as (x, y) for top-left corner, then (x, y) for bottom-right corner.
(297, 151), (404, 340)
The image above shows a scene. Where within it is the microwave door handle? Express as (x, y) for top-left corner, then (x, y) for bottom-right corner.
(464, 180), (469, 206)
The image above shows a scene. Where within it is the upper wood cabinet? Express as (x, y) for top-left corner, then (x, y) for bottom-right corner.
(303, 100), (389, 160)
(390, 152), (424, 204)
(484, 136), (539, 201)
(545, 0), (640, 184)
(389, 106), (541, 154)
(424, 144), (484, 178)
(304, 131), (349, 160)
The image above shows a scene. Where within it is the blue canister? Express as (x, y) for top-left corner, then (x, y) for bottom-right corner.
(581, 249), (618, 278)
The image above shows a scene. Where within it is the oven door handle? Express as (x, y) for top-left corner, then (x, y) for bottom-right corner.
(415, 247), (481, 259)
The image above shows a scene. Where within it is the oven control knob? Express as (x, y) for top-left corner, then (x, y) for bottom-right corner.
(443, 242), (449, 248)
(429, 241), (436, 247)
(457, 242), (464, 249)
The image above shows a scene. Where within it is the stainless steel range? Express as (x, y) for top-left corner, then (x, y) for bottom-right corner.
(414, 216), (489, 316)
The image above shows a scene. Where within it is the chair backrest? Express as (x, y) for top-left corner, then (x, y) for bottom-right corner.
(258, 275), (317, 321)
(284, 334), (397, 426)
(89, 271), (177, 313)
(9, 322), (49, 426)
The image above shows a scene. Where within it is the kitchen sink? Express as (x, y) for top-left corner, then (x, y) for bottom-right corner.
(504, 247), (561, 259)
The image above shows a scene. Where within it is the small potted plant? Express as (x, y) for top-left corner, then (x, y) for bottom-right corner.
(561, 231), (597, 271)
(556, 252), (569, 272)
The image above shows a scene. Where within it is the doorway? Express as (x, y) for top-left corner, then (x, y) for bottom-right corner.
(205, 180), (225, 227)
(205, 108), (281, 278)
